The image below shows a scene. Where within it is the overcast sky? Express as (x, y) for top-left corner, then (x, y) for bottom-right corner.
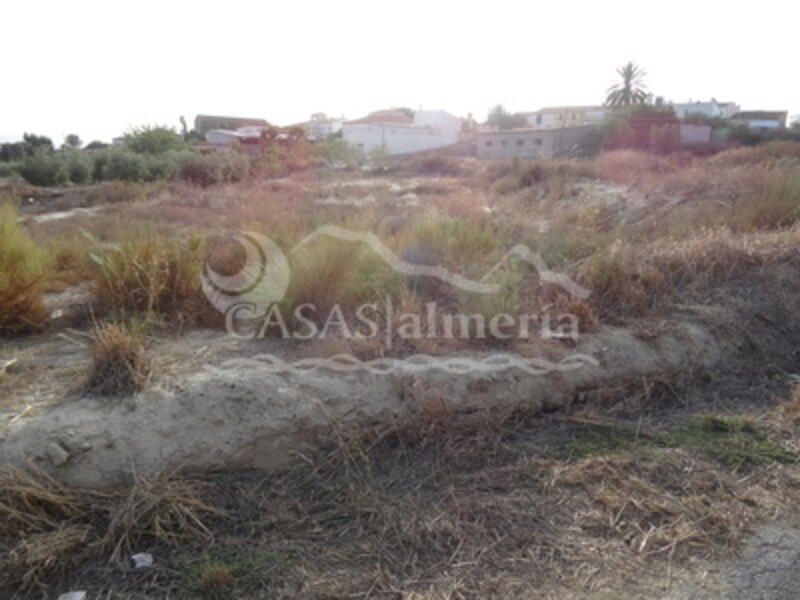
(2, 0), (798, 144)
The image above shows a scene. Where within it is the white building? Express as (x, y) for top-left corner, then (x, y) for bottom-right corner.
(672, 99), (740, 120)
(522, 106), (611, 129)
(342, 109), (462, 155)
(303, 113), (345, 141)
(730, 111), (788, 131)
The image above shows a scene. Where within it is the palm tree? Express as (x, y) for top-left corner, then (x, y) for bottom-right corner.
(605, 62), (648, 108)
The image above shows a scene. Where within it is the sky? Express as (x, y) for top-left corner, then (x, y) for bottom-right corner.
(2, 0), (799, 144)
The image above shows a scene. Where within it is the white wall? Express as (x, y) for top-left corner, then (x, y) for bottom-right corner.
(343, 110), (461, 155)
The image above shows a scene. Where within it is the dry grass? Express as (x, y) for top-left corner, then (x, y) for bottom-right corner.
(83, 321), (151, 396)
(85, 229), (209, 326)
(101, 469), (224, 561)
(594, 149), (673, 184)
(0, 467), (87, 538)
(0, 203), (50, 334)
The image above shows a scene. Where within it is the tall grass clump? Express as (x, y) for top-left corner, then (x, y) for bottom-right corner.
(282, 236), (406, 325)
(85, 231), (207, 326)
(84, 321), (151, 396)
(733, 170), (800, 231)
(488, 158), (595, 195)
(594, 150), (672, 184)
(178, 151), (251, 187)
(0, 204), (50, 334)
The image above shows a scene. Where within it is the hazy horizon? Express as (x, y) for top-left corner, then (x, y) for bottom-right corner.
(3, 0), (798, 145)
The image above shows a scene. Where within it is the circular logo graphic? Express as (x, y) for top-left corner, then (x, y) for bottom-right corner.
(201, 231), (290, 318)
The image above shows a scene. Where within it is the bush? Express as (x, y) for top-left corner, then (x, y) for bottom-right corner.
(124, 125), (185, 154)
(85, 231), (208, 325)
(63, 151), (93, 184)
(0, 204), (50, 334)
(18, 152), (68, 186)
(408, 155), (463, 176)
(102, 150), (149, 182)
(317, 138), (363, 168)
(85, 181), (144, 205)
(0, 162), (19, 178)
(178, 151), (251, 187)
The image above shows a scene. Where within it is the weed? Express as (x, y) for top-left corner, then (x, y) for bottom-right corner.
(663, 416), (796, 469)
(0, 204), (50, 334)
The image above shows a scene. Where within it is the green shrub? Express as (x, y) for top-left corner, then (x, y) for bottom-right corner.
(179, 151), (251, 187)
(0, 204), (50, 333)
(123, 125), (185, 154)
(64, 151), (93, 184)
(18, 152), (68, 186)
(102, 150), (149, 182)
(0, 162), (19, 178)
(316, 138), (363, 168)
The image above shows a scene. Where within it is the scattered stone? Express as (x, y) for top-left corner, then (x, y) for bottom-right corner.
(45, 441), (71, 467)
(131, 552), (154, 569)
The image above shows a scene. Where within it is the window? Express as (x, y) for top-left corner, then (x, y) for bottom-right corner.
(516, 139), (524, 146)
(536, 115), (542, 125)
(485, 140), (493, 147)
(534, 139), (542, 146)
(500, 140), (507, 146)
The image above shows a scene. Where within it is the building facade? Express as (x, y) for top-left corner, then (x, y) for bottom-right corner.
(730, 111), (788, 131)
(672, 99), (740, 120)
(342, 110), (462, 155)
(476, 126), (593, 159)
(522, 106), (610, 129)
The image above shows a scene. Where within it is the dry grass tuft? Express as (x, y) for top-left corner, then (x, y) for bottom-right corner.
(84, 321), (151, 396)
(85, 230), (208, 326)
(101, 470), (224, 561)
(0, 467), (87, 538)
(197, 562), (236, 590)
(7, 523), (93, 588)
(0, 203), (50, 334)
(594, 149), (673, 184)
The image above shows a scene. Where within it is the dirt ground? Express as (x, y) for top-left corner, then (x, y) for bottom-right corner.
(4, 152), (800, 598)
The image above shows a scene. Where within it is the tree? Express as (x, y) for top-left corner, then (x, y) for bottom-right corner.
(486, 105), (528, 130)
(123, 125), (184, 154)
(22, 133), (54, 155)
(605, 62), (648, 108)
(63, 134), (82, 149)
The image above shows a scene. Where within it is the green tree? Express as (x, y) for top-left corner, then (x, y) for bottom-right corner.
(487, 105), (528, 130)
(605, 62), (648, 108)
(124, 125), (184, 154)
(63, 134), (82, 149)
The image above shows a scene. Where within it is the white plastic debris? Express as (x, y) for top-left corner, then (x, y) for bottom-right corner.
(58, 593), (87, 600)
(131, 552), (154, 568)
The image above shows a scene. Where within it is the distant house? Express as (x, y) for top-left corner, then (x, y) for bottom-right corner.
(730, 111), (788, 131)
(342, 109), (462, 155)
(521, 106), (611, 129)
(672, 99), (739, 120)
(301, 113), (345, 141)
(204, 126), (266, 155)
(476, 126), (593, 159)
(194, 115), (269, 136)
